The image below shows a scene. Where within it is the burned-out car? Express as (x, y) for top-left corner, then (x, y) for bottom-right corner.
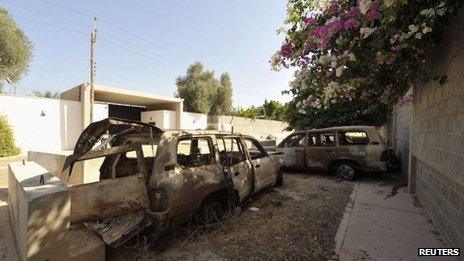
(277, 126), (393, 180)
(61, 117), (283, 246)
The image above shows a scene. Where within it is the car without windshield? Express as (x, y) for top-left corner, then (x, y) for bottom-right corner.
(61, 117), (283, 247)
(277, 126), (394, 180)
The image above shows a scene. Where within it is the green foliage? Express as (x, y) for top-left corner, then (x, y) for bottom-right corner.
(233, 100), (288, 121)
(0, 115), (20, 157)
(33, 90), (59, 98)
(0, 8), (33, 87)
(175, 62), (233, 115)
(273, 0), (463, 130)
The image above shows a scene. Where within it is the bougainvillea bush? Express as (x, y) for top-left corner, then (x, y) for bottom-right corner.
(273, 0), (463, 129)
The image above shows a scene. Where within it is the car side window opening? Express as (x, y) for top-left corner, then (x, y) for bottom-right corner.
(338, 131), (370, 145)
(282, 133), (306, 148)
(176, 137), (215, 167)
(244, 138), (268, 160)
(308, 133), (320, 146)
(319, 132), (335, 146)
(218, 137), (247, 166)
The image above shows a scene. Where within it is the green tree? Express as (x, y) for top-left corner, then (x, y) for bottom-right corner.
(232, 100), (288, 121)
(214, 73), (233, 115)
(0, 115), (20, 157)
(0, 8), (33, 92)
(33, 90), (59, 99)
(175, 62), (233, 115)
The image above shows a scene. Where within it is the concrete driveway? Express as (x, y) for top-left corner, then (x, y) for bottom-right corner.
(335, 175), (453, 261)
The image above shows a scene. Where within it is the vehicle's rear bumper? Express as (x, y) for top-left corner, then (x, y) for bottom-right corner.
(363, 161), (387, 173)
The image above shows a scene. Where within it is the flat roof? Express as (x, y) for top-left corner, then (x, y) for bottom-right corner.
(61, 83), (182, 106)
(94, 84), (182, 106)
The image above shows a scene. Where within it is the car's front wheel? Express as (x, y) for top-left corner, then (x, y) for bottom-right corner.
(334, 162), (357, 180)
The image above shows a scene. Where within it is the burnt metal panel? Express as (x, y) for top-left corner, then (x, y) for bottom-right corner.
(70, 174), (149, 224)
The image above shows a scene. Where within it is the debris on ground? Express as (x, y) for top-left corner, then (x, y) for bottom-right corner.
(248, 207), (259, 212)
(384, 183), (407, 199)
(377, 181), (386, 186)
(108, 173), (353, 261)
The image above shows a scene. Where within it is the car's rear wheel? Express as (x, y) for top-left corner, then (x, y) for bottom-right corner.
(196, 197), (224, 225)
(334, 162), (357, 180)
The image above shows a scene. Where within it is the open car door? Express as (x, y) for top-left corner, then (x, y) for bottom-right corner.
(61, 118), (163, 247)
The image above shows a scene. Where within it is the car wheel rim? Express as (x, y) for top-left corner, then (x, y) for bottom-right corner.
(337, 165), (355, 180)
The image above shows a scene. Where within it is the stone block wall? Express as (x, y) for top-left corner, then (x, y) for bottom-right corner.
(411, 8), (464, 248)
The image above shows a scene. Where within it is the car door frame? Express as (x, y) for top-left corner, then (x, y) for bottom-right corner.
(217, 135), (254, 202)
(242, 136), (276, 193)
(278, 132), (307, 169)
(304, 131), (338, 171)
(173, 135), (223, 223)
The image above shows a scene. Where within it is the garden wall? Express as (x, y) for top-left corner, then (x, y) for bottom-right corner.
(410, 8), (464, 248)
(0, 94), (81, 153)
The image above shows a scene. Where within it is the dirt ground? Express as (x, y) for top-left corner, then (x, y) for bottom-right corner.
(110, 172), (354, 261)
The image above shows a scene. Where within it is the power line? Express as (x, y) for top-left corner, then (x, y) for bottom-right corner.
(36, 0), (182, 60)
(0, 0), (88, 28)
(13, 15), (87, 35)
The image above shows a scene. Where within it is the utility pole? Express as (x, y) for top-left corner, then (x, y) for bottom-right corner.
(90, 17), (97, 123)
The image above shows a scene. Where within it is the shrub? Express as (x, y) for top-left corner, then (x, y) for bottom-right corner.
(0, 115), (20, 157)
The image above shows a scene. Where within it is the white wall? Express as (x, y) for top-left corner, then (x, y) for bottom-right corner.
(181, 112), (207, 130)
(0, 94), (81, 153)
(141, 110), (164, 127)
(93, 103), (109, 122)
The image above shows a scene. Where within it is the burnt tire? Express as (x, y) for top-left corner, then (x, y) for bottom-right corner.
(274, 168), (284, 187)
(196, 197), (224, 225)
(333, 162), (358, 181)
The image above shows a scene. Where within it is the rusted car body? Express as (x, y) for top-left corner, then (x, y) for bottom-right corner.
(62, 117), (283, 246)
(277, 126), (389, 180)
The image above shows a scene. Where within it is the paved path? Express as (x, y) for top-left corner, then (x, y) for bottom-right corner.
(335, 176), (453, 261)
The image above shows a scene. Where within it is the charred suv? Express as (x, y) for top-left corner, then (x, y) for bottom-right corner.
(61, 118), (283, 246)
(277, 126), (396, 180)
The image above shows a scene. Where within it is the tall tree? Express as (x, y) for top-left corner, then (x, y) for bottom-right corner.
(175, 62), (233, 115)
(33, 90), (59, 99)
(214, 73), (233, 115)
(0, 8), (33, 93)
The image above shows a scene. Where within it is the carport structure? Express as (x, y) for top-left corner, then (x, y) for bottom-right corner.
(61, 83), (183, 130)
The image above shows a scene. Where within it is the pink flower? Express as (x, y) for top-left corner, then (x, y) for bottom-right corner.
(305, 17), (317, 25)
(310, 25), (329, 39)
(386, 55), (396, 65)
(324, 0), (340, 15)
(391, 45), (402, 51)
(397, 96), (413, 105)
(345, 90), (355, 101)
(326, 19), (344, 34)
(344, 18), (360, 29)
(366, 4), (381, 22)
(280, 42), (293, 58)
(345, 6), (360, 18)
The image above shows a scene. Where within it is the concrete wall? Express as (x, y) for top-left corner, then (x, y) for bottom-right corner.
(8, 162), (70, 260)
(410, 8), (464, 248)
(387, 89), (412, 178)
(208, 115), (290, 142)
(0, 94), (82, 153)
(181, 112), (207, 130)
(93, 103), (109, 122)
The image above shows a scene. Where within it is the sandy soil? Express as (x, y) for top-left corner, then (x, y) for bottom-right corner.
(109, 172), (353, 261)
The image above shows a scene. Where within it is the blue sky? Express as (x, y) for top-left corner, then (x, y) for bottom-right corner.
(1, 0), (294, 107)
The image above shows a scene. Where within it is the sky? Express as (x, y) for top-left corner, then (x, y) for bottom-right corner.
(1, 0), (295, 107)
